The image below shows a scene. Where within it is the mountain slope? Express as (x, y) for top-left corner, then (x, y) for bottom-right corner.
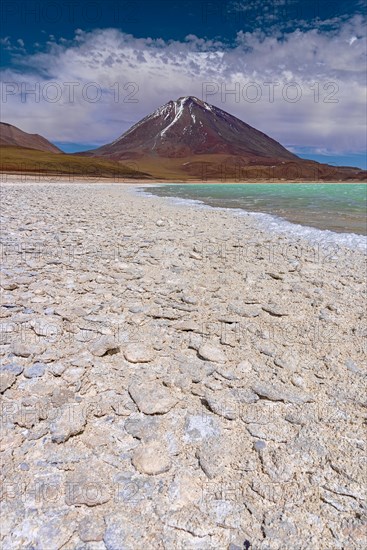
(0, 146), (152, 179)
(86, 96), (297, 162)
(0, 122), (62, 154)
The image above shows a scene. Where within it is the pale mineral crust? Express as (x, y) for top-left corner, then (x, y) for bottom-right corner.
(0, 180), (366, 549)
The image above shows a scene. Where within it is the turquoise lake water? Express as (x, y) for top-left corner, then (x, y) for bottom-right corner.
(145, 184), (367, 237)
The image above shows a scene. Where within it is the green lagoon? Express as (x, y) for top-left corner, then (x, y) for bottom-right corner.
(146, 184), (367, 237)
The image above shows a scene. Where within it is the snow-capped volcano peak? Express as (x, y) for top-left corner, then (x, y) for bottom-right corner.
(91, 96), (297, 161)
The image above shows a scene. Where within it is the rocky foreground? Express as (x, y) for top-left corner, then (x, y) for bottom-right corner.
(0, 181), (366, 549)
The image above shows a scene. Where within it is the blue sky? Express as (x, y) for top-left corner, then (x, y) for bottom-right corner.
(1, 0), (366, 168)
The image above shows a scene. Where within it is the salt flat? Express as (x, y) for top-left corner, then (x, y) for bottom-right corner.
(1, 182), (366, 549)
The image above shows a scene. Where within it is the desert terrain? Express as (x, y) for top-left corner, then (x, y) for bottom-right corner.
(0, 181), (366, 549)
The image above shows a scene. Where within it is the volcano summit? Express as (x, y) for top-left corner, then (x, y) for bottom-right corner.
(86, 96), (297, 163)
(81, 97), (365, 181)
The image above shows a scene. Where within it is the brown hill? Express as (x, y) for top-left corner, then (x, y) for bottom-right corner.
(0, 146), (152, 180)
(0, 122), (62, 154)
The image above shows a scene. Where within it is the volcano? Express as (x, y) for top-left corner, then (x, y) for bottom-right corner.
(79, 98), (365, 181)
(86, 96), (297, 163)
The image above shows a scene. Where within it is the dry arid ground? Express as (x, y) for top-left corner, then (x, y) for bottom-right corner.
(0, 181), (366, 549)
(0, 147), (150, 181)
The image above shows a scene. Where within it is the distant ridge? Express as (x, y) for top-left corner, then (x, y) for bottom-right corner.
(1, 107), (365, 182)
(0, 122), (63, 154)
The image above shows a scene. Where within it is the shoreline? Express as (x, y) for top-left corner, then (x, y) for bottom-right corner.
(134, 184), (367, 247)
(1, 172), (366, 185)
(1, 181), (366, 549)
(2, 176), (366, 246)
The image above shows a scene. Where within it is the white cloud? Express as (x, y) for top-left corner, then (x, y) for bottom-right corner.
(1, 16), (366, 154)
(1, 36), (26, 53)
(0, 37), (11, 47)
